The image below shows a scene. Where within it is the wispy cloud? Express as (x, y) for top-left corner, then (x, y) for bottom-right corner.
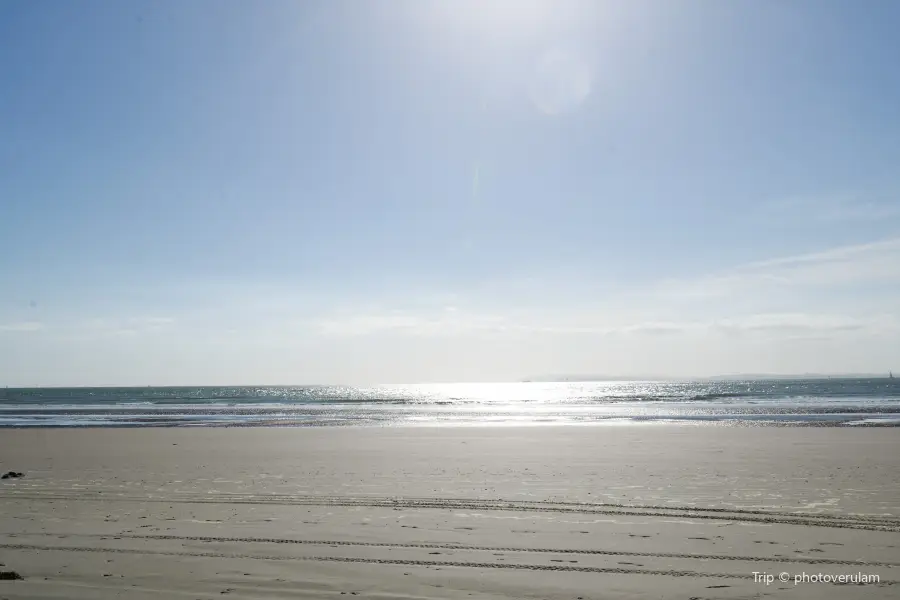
(746, 237), (900, 268)
(316, 308), (512, 337)
(0, 321), (44, 333)
(823, 202), (900, 221)
(656, 237), (900, 299)
(60, 316), (176, 339)
(312, 302), (895, 343)
(711, 313), (897, 336)
(305, 233), (900, 357)
(618, 322), (695, 335)
(314, 305), (681, 338)
(764, 192), (900, 223)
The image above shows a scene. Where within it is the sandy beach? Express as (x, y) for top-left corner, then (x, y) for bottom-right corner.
(1, 426), (898, 598)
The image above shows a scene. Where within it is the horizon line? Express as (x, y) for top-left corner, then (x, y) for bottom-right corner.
(1, 373), (895, 389)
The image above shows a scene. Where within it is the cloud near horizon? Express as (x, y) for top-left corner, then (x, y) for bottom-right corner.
(0, 321), (44, 333)
(308, 236), (900, 341)
(653, 237), (900, 300)
(6, 237), (899, 348)
(2, 235), (899, 385)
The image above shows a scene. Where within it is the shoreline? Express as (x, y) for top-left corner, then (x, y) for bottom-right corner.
(2, 419), (900, 428)
(4, 380), (898, 428)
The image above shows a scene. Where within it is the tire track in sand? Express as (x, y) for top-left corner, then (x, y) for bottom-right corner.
(0, 542), (896, 585)
(11, 531), (900, 568)
(1, 492), (897, 532)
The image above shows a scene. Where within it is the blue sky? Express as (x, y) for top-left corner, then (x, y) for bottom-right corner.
(2, 0), (900, 385)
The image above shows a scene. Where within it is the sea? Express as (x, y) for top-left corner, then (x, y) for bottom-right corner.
(1, 379), (899, 428)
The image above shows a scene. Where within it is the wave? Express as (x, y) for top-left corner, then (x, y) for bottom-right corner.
(3, 394), (899, 408)
(2, 381), (899, 411)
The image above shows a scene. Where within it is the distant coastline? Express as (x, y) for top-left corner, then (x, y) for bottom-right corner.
(523, 373), (893, 382)
(2, 374), (896, 389)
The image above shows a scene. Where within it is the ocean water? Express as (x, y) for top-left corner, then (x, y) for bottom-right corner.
(1, 379), (899, 427)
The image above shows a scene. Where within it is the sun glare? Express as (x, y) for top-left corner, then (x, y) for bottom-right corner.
(530, 47), (593, 115)
(420, 1), (596, 115)
(437, 0), (556, 36)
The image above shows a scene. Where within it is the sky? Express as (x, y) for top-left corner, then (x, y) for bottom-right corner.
(2, 0), (900, 386)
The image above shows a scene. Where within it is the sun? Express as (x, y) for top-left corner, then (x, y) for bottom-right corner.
(462, 0), (554, 33)
(431, 0), (557, 39)
(416, 1), (595, 115)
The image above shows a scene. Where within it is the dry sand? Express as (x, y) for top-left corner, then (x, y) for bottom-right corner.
(1, 426), (898, 598)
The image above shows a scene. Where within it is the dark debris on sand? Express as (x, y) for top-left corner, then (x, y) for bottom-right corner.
(0, 571), (24, 580)
(1, 472), (24, 480)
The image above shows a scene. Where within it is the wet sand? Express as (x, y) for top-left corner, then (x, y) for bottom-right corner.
(1, 426), (899, 598)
